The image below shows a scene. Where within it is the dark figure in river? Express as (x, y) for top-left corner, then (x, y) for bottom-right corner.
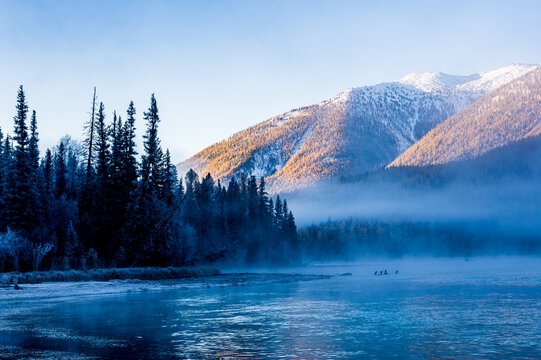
(379, 270), (383, 275)
(396, 270), (398, 274)
(384, 269), (388, 275)
(374, 271), (378, 275)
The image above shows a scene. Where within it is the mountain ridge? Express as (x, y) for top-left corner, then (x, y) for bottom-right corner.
(178, 64), (537, 193)
(389, 65), (541, 168)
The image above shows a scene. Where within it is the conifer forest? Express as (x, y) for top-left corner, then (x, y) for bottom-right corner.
(0, 87), (298, 273)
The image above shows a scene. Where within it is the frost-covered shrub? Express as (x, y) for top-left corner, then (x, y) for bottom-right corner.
(0, 229), (31, 272)
(32, 242), (53, 271)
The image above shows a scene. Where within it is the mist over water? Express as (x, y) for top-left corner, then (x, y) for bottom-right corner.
(1, 257), (540, 359)
(289, 179), (541, 229)
(285, 173), (541, 260)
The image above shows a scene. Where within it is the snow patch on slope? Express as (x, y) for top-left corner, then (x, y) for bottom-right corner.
(292, 124), (314, 155)
(273, 107), (310, 127)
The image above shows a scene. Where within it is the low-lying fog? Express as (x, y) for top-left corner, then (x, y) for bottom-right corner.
(288, 178), (541, 236)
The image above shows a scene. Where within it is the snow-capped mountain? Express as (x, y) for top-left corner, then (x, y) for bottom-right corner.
(398, 63), (536, 111)
(178, 64), (537, 194)
(389, 65), (541, 168)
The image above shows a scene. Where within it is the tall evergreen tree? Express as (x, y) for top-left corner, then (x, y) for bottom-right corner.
(94, 102), (110, 184)
(93, 102), (113, 260)
(274, 195), (284, 230)
(140, 94), (163, 195)
(161, 149), (177, 205)
(122, 101), (138, 189)
(6, 86), (35, 233)
(129, 94), (168, 265)
(79, 90), (99, 255)
(54, 142), (67, 199)
(28, 111), (39, 172)
(27, 110), (41, 235)
(41, 149), (54, 222)
(84, 87), (97, 177)
(111, 112), (123, 183)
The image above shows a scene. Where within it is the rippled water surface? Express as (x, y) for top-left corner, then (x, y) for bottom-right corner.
(1, 257), (540, 359)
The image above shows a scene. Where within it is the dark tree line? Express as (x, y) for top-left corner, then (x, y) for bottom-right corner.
(298, 217), (541, 260)
(0, 86), (298, 272)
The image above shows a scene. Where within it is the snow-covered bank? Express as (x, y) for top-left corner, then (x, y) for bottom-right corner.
(0, 266), (220, 285)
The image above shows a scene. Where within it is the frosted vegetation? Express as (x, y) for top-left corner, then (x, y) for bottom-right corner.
(0, 266), (219, 285)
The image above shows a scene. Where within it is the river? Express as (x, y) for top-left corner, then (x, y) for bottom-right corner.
(1, 257), (540, 359)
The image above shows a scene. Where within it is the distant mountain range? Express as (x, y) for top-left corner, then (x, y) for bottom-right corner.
(389, 66), (541, 167)
(178, 64), (537, 193)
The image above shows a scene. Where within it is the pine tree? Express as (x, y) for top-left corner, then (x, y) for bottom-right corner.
(54, 142), (67, 199)
(51, 141), (74, 267)
(225, 177), (242, 247)
(27, 110), (41, 233)
(94, 102), (110, 184)
(1, 136), (12, 230)
(161, 149), (177, 205)
(43, 149), (53, 198)
(79, 92), (100, 257)
(111, 111), (123, 180)
(84, 87), (97, 177)
(63, 137), (80, 200)
(28, 111), (39, 173)
(129, 94), (167, 265)
(92, 102), (113, 260)
(108, 111), (128, 255)
(41, 149), (54, 223)
(6, 86), (35, 233)
(122, 101), (138, 189)
(114, 102), (138, 257)
(140, 94), (163, 195)
(247, 176), (258, 226)
(274, 196), (284, 230)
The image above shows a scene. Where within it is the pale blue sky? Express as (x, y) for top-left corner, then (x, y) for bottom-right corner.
(0, 0), (540, 162)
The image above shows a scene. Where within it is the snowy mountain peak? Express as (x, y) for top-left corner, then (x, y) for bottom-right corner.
(399, 72), (478, 93)
(399, 63), (537, 95)
(390, 66), (541, 168)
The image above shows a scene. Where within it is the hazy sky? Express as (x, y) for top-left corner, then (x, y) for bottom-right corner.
(0, 0), (540, 162)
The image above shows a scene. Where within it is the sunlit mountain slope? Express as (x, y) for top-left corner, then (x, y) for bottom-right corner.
(389, 66), (541, 167)
(179, 64), (536, 193)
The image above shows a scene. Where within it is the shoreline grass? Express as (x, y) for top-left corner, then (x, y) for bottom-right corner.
(0, 266), (220, 285)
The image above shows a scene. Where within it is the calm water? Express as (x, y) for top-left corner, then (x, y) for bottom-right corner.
(1, 257), (540, 359)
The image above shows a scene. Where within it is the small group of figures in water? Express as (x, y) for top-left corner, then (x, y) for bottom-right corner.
(374, 269), (398, 275)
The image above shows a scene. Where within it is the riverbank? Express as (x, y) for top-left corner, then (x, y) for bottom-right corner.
(0, 266), (220, 285)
